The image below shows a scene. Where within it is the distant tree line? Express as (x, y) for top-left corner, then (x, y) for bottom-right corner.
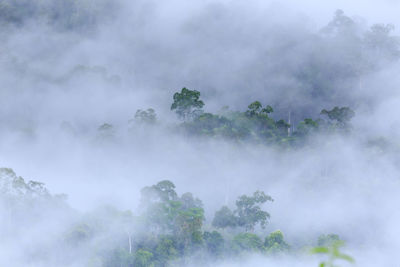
(0, 168), (352, 267)
(95, 87), (356, 148)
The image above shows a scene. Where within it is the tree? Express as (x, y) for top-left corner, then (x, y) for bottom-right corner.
(140, 181), (205, 254)
(171, 87), (205, 120)
(232, 233), (263, 253)
(295, 118), (319, 137)
(134, 249), (154, 267)
(235, 191), (273, 232)
(203, 231), (224, 257)
(96, 123), (115, 140)
(320, 107), (355, 130)
(246, 101), (273, 117)
(212, 206), (237, 229)
(133, 108), (157, 124)
(155, 236), (178, 265)
(364, 24), (400, 63)
(264, 230), (290, 254)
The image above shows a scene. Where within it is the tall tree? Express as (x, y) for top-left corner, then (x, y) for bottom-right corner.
(235, 191), (273, 232)
(171, 88), (205, 121)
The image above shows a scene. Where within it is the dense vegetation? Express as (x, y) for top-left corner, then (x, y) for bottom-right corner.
(0, 169), (353, 266)
(1, 2), (399, 266)
(97, 86), (356, 148)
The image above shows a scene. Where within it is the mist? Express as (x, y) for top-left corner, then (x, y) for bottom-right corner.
(1, 0), (400, 266)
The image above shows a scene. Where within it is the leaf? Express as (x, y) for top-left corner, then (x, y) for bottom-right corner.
(310, 247), (330, 254)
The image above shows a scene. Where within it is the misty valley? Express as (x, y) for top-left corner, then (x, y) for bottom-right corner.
(1, 1), (400, 266)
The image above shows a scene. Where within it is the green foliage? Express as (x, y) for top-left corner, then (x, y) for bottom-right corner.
(203, 231), (224, 257)
(154, 236), (178, 265)
(212, 206), (237, 229)
(212, 191), (273, 232)
(171, 87), (205, 121)
(295, 118), (320, 137)
(182, 99), (293, 144)
(320, 107), (355, 124)
(311, 240), (355, 267)
(232, 233), (264, 253)
(140, 181), (205, 255)
(235, 191), (273, 232)
(264, 230), (290, 254)
(134, 249), (154, 267)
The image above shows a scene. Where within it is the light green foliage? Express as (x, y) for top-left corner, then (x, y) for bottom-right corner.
(134, 249), (154, 267)
(171, 87), (205, 121)
(311, 240), (355, 267)
(264, 230), (290, 254)
(235, 191), (273, 232)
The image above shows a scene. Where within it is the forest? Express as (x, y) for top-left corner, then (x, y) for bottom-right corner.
(1, 0), (400, 266)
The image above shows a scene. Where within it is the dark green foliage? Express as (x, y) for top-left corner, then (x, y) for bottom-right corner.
(320, 106), (355, 131)
(183, 100), (292, 144)
(320, 107), (355, 123)
(171, 87), (205, 121)
(264, 230), (290, 254)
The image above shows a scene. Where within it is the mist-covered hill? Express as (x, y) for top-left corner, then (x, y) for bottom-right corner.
(1, 0), (400, 266)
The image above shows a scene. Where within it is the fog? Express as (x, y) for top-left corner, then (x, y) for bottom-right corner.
(0, 0), (399, 266)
